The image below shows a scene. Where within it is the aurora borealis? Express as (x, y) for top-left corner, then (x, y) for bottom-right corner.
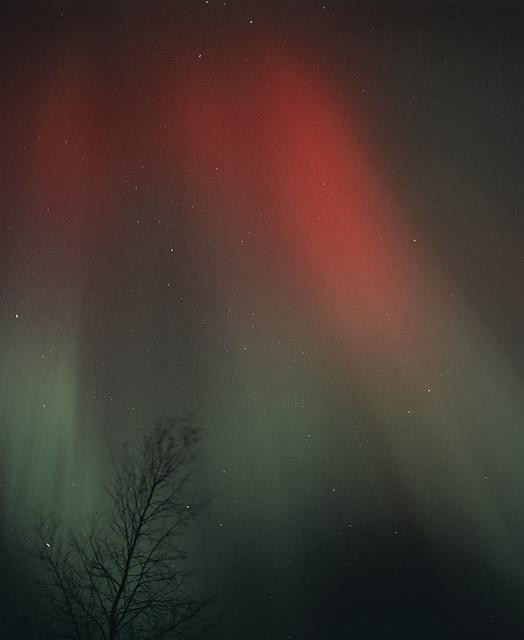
(1, 1), (524, 637)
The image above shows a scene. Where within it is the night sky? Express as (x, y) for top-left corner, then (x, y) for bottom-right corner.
(1, 1), (524, 638)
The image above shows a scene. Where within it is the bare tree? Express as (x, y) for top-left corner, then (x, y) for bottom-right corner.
(26, 418), (213, 640)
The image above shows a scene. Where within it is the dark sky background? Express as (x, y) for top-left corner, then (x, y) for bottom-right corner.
(1, 1), (524, 638)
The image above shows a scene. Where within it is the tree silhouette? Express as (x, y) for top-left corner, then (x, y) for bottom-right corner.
(26, 418), (213, 640)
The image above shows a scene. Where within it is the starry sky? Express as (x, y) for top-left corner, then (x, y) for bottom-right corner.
(1, 1), (524, 638)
